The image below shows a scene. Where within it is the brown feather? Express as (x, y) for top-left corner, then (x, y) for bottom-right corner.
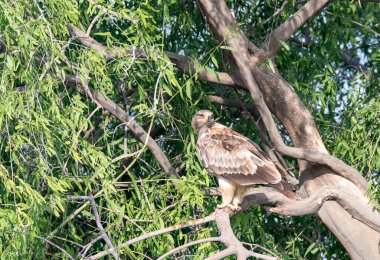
(196, 122), (281, 186)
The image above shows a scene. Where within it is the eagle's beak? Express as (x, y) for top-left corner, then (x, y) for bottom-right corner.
(208, 115), (214, 122)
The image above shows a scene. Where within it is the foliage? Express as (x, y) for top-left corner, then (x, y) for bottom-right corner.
(0, 0), (379, 259)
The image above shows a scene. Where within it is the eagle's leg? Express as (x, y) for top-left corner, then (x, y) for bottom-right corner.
(231, 186), (248, 210)
(217, 177), (236, 209)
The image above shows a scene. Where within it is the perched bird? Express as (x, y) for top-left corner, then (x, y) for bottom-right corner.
(192, 109), (285, 210)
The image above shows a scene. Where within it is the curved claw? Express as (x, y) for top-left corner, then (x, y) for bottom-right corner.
(217, 203), (228, 209)
(217, 203), (238, 211)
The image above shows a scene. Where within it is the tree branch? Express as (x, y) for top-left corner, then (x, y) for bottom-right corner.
(265, 0), (330, 57)
(240, 186), (380, 233)
(80, 236), (102, 259)
(157, 237), (222, 260)
(198, 0), (367, 193)
(210, 209), (277, 260)
(64, 75), (178, 179)
(68, 24), (238, 87)
(89, 206), (277, 260)
(341, 50), (371, 78)
(69, 195), (119, 259)
(207, 95), (260, 118)
(86, 0), (138, 24)
(85, 182), (380, 259)
(88, 213), (216, 259)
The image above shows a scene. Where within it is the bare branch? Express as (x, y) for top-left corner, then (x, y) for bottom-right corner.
(210, 209), (277, 260)
(86, 10), (105, 36)
(206, 248), (235, 260)
(81, 236), (102, 259)
(84, 183), (380, 259)
(90, 206), (276, 260)
(111, 150), (143, 163)
(68, 24), (238, 87)
(240, 186), (380, 233)
(265, 0), (330, 57)
(262, 0), (289, 25)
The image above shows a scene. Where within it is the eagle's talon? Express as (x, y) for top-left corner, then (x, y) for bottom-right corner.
(227, 203), (239, 211)
(217, 203), (238, 211)
(217, 203), (228, 209)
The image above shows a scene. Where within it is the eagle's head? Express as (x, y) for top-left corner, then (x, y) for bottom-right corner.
(192, 110), (214, 135)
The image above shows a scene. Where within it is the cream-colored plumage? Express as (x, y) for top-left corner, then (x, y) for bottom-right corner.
(192, 110), (282, 209)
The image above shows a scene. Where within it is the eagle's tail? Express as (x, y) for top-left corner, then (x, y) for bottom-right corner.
(269, 181), (300, 201)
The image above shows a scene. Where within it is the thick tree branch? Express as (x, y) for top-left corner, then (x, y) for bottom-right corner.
(240, 186), (380, 233)
(68, 25), (238, 87)
(198, 0), (367, 193)
(210, 209), (276, 260)
(265, 0), (330, 57)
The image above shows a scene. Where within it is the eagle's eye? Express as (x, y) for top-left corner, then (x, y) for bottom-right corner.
(197, 113), (204, 117)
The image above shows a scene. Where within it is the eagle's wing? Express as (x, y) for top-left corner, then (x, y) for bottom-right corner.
(197, 123), (281, 186)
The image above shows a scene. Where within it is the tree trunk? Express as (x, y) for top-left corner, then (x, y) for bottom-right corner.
(252, 65), (380, 259)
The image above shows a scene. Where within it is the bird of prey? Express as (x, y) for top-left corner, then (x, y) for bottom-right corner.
(192, 109), (283, 210)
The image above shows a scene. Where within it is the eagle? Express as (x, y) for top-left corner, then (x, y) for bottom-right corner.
(192, 109), (285, 210)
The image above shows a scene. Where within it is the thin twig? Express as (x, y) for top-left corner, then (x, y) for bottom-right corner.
(86, 10), (105, 36)
(81, 236), (102, 259)
(157, 237), (222, 260)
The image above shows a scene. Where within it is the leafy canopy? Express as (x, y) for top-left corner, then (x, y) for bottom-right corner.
(0, 0), (379, 258)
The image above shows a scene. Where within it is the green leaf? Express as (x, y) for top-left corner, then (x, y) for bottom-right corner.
(268, 59), (275, 73)
(277, 38), (290, 51)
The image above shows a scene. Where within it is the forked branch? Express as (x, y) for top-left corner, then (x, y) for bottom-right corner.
(198, 0), (367, 193)
(240, 186), (380, 233)
(64, 75), (178, 179)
